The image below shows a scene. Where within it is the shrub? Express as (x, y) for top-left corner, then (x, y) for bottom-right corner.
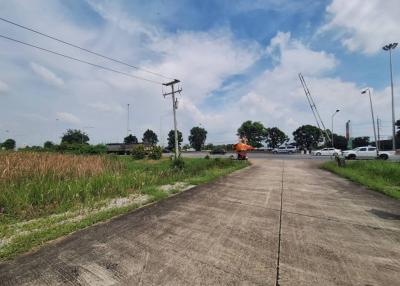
(131, 144), (146, 160)
(148, 146), (162, 160)
(54, 143), (106, 155)
(204, 155), (210, 160)
(170, 157), (185, 169)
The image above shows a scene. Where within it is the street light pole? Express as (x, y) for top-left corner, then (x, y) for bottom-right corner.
(331, 109), (340, 148)
(361, 88), (379, 157)
(383, 43), (398, 150)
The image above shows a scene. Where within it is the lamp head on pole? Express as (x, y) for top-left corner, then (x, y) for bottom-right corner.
(361, 87), (371, 95)
(383, 43), (398, 51)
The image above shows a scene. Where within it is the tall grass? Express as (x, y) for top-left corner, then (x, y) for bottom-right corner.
(322, 160), (400, 199)
(0, 152), (248, 220)
(0, 152), (120, 182)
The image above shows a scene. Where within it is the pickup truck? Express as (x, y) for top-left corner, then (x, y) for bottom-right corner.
(342, 146), (393, 160)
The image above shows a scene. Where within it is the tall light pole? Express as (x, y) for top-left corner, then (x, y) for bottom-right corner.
(361, 88), (379, 157)
(382, 43), (398, 150)
(331, 109), (340, 148)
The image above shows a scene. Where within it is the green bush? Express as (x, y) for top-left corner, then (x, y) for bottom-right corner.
(54, 143), (106, 155)
(131, 144), (146, 160)
(148, 146), (162, 160)
(204, 155), (210, 159)
(171, 157), (185, 169)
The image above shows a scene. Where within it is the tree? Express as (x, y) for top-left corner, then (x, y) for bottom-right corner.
(396, 119), (400, 136)
(293, 125), (322, 150)
(332, 134), (348, 150)
(167, 130), (183, 150)
(142, 129), (158, 146)
(204, 143), (214, 150)
(352, 137), (370, 148)
(1, 138), (16, 150)
(124, 134), (138, 144)
(237, 121), (267, 148)
(61, 129), (89, 144)
(188, 126), (207, 151)
(265, 127), (288, 149)
(44, 141), (55, 149)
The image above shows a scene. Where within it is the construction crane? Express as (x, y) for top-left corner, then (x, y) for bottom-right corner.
(298, 73), (331, 144)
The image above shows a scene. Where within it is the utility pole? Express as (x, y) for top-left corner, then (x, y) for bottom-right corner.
(377, 117), (381, 151)
(163, 79), (182, 159)
(346, 120), (352, 149)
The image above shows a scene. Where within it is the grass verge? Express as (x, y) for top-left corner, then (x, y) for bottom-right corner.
(0, 154), (249, 260)
(322, 160), (400, 199)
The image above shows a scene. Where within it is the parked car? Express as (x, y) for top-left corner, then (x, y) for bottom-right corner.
(272, 146), (297, 154)
(342, 146), (392, 160)
(210, 148), (226, 155)
(312, 148), (341, 156)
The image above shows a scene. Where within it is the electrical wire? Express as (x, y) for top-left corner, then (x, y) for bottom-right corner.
(0, 17), (173, 80)
(0, 34), (163, 85)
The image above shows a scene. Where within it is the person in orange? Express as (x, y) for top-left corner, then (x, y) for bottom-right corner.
(233, 136), (254, 160)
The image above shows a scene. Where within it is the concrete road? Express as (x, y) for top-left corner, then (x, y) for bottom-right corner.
(1, 160), (400, 285)
(178, 151), (330, 160)
(179, 151), (400, 161)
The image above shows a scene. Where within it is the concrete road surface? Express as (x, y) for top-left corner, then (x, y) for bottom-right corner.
(1, 160), (399, 285)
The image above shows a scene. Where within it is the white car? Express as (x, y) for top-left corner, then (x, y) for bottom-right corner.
(312, 148), (341, 156)
(342, 146), (392, 160)
(272, 146), (297, 154)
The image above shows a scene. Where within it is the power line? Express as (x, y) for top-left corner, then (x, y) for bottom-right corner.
(0, 17), (173, 80)
(0, 34), (162, 85)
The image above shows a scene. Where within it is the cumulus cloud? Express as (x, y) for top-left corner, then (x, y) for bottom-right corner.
(148, 30), (261, 103)
(56, 112), (81, 124)
(30, 62), (64, 87)
(321, 0), (400, 54)
(188, 31), (391, 142)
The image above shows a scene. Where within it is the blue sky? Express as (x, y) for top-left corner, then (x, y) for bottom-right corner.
(0, 0), (399, 146)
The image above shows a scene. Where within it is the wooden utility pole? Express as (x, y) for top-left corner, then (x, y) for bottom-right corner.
(163, 79), (182, 159)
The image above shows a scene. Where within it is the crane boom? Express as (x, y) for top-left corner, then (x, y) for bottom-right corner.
(298, 73), (331, 144)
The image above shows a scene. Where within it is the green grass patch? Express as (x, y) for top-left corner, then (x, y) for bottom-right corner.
(322, 160), (400, 199)
(0, 154), (249, 260)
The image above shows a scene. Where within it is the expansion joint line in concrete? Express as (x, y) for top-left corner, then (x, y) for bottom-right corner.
(275, 160), (284, 286)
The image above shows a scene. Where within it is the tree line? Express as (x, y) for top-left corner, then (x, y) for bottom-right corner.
(2, 119), (400, 152)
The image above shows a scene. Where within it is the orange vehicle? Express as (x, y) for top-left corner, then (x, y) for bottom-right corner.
(233, 136), (254, 160)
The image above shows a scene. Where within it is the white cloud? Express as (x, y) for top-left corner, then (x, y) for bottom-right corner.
(0, 80), (9, 94)
(187, 31), (392, 143)
(30, 62), (64, 87)
(56, 112), (81, 124)
(267, 32), (337, 76)
(147, 30), (261, 104)
(321, 0), (400, 54)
